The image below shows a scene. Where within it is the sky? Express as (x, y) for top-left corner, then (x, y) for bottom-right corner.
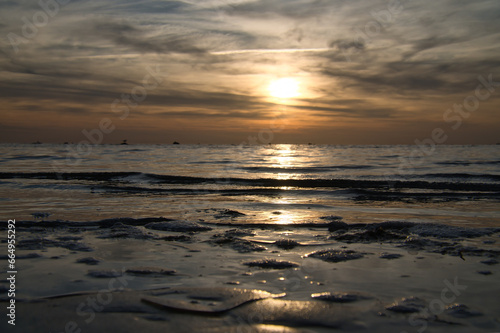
(1, 0), (499, 145)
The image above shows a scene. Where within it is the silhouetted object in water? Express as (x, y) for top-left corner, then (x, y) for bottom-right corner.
(32, 141), (42, 144)
(173, 141), (180, 145)
(121, 140), (128, 145)
(31, 212), (51, 220)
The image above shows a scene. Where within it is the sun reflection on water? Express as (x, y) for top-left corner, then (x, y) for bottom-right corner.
(270, 144), (301, 180)
(273, 211), (296, 225)
(265, 145), (311, 225)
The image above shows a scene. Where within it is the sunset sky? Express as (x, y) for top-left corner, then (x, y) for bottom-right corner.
(1, 0), (499, 144)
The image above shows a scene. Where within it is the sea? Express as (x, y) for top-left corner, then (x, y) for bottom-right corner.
(1, 143), (499, 227)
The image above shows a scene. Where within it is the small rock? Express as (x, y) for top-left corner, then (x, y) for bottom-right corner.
(311, 292), (371, 303)
(320, 215), (343, 221)
(211, 236), (266, 253)
(379, 253), (403, 260)
(274, 239), (300, 250)
(161, 235), (192, 242)
(225, 281), (240, 285)
(327, 221), (348, 231)
(480, 259), (499, 266)
(243, 259), (299, 269)
(125, 267), (176, 275)
(214, 209), (246, 218)
(386, 297), (426, 313)
(145, 221), (211, 232)
(231, 240), (267, 253)
(97, 223), (152, 239)
(444, 304), (482, 318)
(222, 229), (256, 237)
(305, 249), (364, 262)
(76, 257), (101, 265)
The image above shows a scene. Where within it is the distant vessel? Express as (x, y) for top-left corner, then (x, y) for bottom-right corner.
(32, 141), (42, 144)
(120, 140), (128, 145)
(173, 141), (180, 145)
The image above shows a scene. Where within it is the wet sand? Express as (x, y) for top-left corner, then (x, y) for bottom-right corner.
(1, 216), (500, 332)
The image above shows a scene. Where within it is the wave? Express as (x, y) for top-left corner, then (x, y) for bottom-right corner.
(92, 185), (499, 203)
(1, 171), (500, 192)
(7, 218), (500, 242)
(436, 160), (500, 166)
(4, 155), (67, 161)
(240, 165), (373, 173)
(189, 160), (239, 164)
(416, 173), (500, 182)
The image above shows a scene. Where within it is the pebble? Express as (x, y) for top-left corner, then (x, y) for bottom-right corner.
(305, 249), (364, 263)
(444, 304), (483, 318)
(386, 297), (426, 313)
(125, 267), (176, 275)
(231, 240), (267, 253)
(145, 221), (211, 232)
(274, 239), (301, 250)
(96, 223), (153, 240)
(76, 257), (101, 265)
(214, 209), (246, 218)
(379, 253), (403, 260)
(480, 258), (499, 265)
(311, 292), (371, 303)
(243, 259), (299, 269)
(225, 281), (240, 285)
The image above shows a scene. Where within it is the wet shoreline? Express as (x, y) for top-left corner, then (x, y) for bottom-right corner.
(1, 217), (499, 332)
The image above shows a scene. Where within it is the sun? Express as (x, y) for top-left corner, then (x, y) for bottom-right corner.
(268, 78), (300, 99)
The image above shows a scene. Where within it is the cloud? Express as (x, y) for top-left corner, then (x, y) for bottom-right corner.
(223, 0), (346, 19)
(88, 20), (207, 55)
(211, 47), (330, 55)
(0, 0), (499, 143)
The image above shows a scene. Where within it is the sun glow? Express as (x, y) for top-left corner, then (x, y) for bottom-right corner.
(268, 78), (300, 99)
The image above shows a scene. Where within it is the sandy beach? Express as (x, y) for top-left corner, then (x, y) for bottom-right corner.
(2, 214), (499, 332)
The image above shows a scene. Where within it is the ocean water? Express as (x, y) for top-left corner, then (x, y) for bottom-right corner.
(1, 143), (499, 227)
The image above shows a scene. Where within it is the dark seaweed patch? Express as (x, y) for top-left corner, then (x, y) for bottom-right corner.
(243, 259), (299, 269)
(305, 249), (364, 263)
